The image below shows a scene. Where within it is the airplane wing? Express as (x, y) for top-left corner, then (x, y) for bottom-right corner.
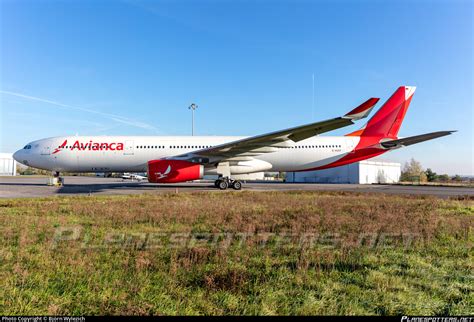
(171, 97), (379, 163)
(380, 131), (455, 149)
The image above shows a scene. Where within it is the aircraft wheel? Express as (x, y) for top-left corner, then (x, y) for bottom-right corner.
(214, 179), (221, 188)
(218, 180), (228, 190)
(232, 180), (242, 190)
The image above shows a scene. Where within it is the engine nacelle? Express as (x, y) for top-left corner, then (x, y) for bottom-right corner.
(148, 160), (204, 183)
(229, 159), (273, 174)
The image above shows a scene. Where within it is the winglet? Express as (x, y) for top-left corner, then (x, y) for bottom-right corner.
(343, 97), (379, 120)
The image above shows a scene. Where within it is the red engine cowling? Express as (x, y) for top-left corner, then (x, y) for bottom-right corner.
(147, 160), (204, 183)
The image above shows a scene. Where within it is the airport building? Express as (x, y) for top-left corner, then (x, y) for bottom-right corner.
(0, 153), (17, 176)
(286, 160), (401, 184)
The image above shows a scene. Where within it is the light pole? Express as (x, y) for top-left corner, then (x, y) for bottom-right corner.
(188, 103), (198, 136)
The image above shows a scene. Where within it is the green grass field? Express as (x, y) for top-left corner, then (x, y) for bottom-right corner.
(1, 191), (472, 315)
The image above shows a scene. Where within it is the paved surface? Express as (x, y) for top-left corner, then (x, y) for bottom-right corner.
(0, 176), (473, 199)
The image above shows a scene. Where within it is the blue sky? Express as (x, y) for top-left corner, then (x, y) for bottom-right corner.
(1, 0), (472, 175)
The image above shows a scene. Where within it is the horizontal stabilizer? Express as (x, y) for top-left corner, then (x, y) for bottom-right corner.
(380, 131), (455, 149)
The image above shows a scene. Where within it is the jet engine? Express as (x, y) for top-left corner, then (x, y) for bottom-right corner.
(148, 160), (204, 183)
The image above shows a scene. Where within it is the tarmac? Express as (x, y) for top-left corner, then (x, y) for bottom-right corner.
(0, 176), (473, 199)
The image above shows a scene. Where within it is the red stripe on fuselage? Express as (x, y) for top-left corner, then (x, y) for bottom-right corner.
(298, 135), (385, 171)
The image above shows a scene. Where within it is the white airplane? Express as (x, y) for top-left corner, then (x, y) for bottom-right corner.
(13, 86), (454, 190)
(121, 173), (147, 181)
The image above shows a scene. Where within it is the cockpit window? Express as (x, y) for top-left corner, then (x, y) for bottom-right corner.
(23, 145), (32, 149)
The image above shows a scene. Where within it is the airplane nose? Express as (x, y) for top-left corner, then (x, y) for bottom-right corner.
(13, 149), (27, 165)
(13, 150), (21, 162)
(13, 149), (31, 166)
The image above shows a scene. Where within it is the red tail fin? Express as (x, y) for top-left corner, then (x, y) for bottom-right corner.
(347, 86), (415, 139)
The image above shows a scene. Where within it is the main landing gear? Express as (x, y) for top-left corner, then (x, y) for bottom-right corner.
(214, 178), (242, 190)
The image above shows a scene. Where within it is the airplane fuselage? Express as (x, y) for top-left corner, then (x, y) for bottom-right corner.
(14, 135), (361, 174)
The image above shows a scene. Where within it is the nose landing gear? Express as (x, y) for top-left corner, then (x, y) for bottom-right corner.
(214, 178), (242, 190)
(47, 171), (64, 186)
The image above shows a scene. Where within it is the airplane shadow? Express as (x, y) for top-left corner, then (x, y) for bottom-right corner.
(54, 182), (216, 194)
(0, 183), (52, 187)
(0, 181), (217, 196)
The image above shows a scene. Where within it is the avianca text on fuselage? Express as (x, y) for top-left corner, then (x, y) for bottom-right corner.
(53, 140), (124, 154)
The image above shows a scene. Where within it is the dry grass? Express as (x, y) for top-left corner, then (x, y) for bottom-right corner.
(0, 191), (472, 315)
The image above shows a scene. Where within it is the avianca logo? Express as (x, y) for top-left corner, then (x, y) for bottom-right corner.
(53, 140), (124, 154)
(155, 165), (172, 179)
(53, 140), (68, 154)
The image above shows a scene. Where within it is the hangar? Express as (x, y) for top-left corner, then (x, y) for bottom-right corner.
(0, 153), (17, 176)
(286, 160), (401, 184)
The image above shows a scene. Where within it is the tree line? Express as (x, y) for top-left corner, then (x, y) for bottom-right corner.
(400, 158), (469, 183)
